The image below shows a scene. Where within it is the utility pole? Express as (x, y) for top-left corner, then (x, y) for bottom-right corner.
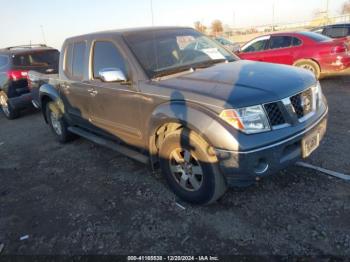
(232, 10), (235, 28)
(326, 0), (330, 23)
(150, 0), (154, 26)
(272, 1), (275, 31)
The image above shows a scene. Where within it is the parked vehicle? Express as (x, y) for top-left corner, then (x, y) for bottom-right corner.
(0, 45), (59, 119)
(236, 31), (350, 79)
(213, 37), (241, 52)
(33, 27), (328, 204)
(311, 23), (350, 39)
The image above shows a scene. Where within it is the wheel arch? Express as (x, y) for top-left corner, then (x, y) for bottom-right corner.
(39, 84), (62, 123)
(147, 101), (238, 168)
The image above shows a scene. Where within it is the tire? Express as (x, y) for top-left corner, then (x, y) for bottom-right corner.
(45, 101), (75, 143)
(294, 60), (321, 79)
(159, 129), (227, 205)
(0, 92), (19, 120)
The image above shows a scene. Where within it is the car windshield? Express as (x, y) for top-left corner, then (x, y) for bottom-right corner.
(124, 28), (238, 78)
(299, 31), (332, 42)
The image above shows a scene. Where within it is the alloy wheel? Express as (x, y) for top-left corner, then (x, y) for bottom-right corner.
(0, 94), (10, 117)
(169, 148), (204, 191)
(50, 111), (62, 136)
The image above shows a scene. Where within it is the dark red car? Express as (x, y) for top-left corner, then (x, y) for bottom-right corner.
(236, 31), (350, 79)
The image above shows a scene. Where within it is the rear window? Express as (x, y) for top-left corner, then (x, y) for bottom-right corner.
(13, 50), (59, 67)
(0, 55), (9, 69)
(299, 32), (332, 42)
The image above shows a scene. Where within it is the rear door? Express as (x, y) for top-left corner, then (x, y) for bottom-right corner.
(60, 41), (93, 128)
(87, 40), (142, 146)
(239, 36), (270, 61)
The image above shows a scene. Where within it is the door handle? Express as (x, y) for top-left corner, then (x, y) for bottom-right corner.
(87, 88), (98, 96)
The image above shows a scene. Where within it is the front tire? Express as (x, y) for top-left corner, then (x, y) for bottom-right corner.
(0, 92), (19, 120)
(46, 101), (75, 143)
(159, 129), (227, 205)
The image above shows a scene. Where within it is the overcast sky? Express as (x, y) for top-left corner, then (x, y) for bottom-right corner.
(0, 0), (346, 49)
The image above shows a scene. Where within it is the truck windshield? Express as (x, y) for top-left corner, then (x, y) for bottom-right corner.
(124, 28), (238, 78)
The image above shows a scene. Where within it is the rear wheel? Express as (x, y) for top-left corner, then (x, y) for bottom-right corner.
(45, 101), (75, 143)
(159, 129), (227, 205)
(0, 92), (19, 120)
(294, 60), (321, 79)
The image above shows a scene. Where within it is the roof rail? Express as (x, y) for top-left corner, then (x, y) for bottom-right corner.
(6, 44), (48, 50)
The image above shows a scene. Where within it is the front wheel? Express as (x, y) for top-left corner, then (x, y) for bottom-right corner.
(0, 92), (19, 120)
(46, 101), (75, 143)
(159, 129), (227, 205)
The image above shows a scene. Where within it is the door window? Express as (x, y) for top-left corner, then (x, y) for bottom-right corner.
(241, 36), (270, 53)
(72, 42), (86, 79)
(64, 42), (86, 79)
(92, 41), (127, 79)
(269, 36), (293, 49)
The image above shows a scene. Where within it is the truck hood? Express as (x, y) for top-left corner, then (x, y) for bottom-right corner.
(157, 60), (316, 108)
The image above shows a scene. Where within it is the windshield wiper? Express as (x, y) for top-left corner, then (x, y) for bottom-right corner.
(192, 59), (227, 69)
(152, 59), (229, 79)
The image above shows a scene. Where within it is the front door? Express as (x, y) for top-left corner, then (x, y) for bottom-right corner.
(88, 41), (143, 148)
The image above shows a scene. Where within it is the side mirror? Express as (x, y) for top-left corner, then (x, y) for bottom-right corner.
(98, 68), (127, 83)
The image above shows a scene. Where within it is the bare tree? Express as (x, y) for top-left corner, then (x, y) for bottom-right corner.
(194, 21), (207, 33)
(211, 20), (223, 35)
(341, 0), (350, 14)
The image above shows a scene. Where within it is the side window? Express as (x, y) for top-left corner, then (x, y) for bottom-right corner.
(64, 42), (86, 79)
(292, 37), (302, 46)
(325, 27), (349, 38)
(93, 41), (127, 79)
(0, 55), (9, 69)
(72, 42), (86, 79)
(269, 36), (292, 49)
(242, 38), (269, 53)
(64, 44), (73, 76)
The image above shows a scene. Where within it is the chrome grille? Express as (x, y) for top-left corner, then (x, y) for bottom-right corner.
(264, 87), (316, 128)
(290, 88), (313, 118)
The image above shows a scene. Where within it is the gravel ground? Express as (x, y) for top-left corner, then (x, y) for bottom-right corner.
(0, 77), (349, 256)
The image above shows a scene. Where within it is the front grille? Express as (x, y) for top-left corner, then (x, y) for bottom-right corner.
(264, 102), (286, 126)
(290, 88), (313, 118)
(264, 87), (316, 129)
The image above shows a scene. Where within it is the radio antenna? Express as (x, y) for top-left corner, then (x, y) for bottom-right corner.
(40, 25), (47, 45)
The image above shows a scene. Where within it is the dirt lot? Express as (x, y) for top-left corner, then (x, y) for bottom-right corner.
(0, 76), (349, 256)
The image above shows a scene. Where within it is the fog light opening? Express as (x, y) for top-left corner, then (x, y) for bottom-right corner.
(254, 159), (269, 175)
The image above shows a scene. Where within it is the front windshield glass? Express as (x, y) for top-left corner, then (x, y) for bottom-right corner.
(123, 28), (238, 78)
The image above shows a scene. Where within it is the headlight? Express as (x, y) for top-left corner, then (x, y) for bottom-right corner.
(219, 105), (271, 134)
(312, 81), (323, 107)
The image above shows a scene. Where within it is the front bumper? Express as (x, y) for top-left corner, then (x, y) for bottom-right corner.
(216, 109), (328, 186)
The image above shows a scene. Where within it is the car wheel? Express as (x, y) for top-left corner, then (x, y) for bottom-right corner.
(159, 129), (227, 205)
(294, 60), (321, 79)
(0, 92), (19, 120)
(46, 101), (75, 143)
